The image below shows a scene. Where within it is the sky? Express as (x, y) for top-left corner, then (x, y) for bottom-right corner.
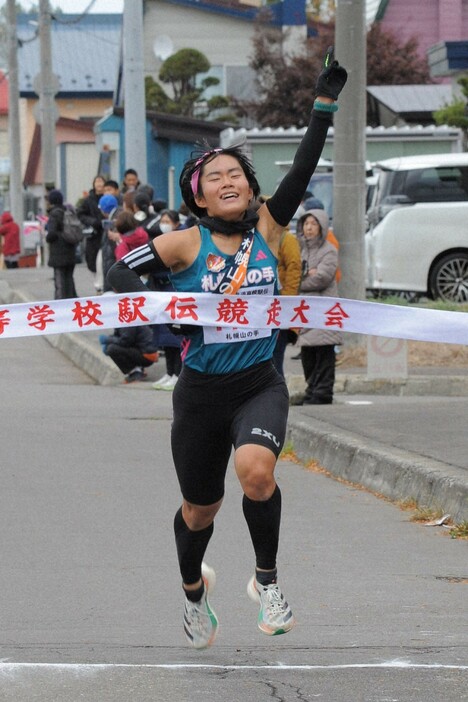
(1, 1), (379, 22)
(0, 0), (124, 12)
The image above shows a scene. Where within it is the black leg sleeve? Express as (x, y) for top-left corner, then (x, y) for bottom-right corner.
(242, 485), (282, 571)
(174, 507), (214, 585)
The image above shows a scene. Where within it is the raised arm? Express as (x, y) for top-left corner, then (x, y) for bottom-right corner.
(262, 48), (347, 232)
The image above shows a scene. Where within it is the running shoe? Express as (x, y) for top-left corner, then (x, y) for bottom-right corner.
(183, 562), (218, 649)
(247, 574), (295, 635)
(152, 373), (171, 389)
(161, 374), (178, 390)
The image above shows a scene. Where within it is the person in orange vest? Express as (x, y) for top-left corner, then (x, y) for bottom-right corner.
(255, 196), (302, 376)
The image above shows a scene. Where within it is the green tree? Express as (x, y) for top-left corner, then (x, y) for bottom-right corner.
(234, 19), (432, 128)
(433, 75), (468, 147)
(145, 47), (233, 121)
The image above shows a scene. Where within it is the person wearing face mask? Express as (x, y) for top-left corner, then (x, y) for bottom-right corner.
(159, 209), (183, 234)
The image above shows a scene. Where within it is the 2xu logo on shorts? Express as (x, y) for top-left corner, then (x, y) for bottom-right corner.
(251, 427), (280, 448)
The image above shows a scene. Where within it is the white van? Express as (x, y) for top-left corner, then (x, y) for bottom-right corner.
(366, 153), (468, 302)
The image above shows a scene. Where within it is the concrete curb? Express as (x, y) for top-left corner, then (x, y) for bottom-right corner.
(288, 372), (468, 398)
(286, 415), (468, 523)
(45, 332), (122, 386)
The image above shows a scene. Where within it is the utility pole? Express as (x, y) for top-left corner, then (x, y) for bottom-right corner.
(7, 0), (23, 229)
(333, 0), (367, 309)
(122, 0), (147, 183)
(37, 0), (58, 197)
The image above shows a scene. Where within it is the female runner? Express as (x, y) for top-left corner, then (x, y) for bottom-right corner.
(108, 51), (347, 649)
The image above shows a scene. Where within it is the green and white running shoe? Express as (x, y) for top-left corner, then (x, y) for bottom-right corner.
(247, 574), (295, 635)
(183, 563), (218, 649)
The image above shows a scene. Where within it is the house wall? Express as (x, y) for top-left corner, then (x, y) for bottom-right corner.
(20, 96), (113, 184)
(59, 142), (100, 206)
(221, 126), (464, 196)
(380, 0), (468, 58)
(143, 0), (258, 97)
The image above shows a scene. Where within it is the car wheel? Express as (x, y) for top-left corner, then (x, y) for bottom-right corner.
(429, 253), (468, 302)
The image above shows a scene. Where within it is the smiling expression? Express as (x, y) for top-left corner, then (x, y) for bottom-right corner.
(194, 154), (253, 221)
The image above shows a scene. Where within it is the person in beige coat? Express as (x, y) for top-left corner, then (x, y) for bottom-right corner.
(296, 209), (341, 404)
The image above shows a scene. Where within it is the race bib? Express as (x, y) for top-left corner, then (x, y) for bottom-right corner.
(203, 285), (274, 345)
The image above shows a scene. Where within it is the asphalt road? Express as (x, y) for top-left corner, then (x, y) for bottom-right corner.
(0, 334), (467, 701)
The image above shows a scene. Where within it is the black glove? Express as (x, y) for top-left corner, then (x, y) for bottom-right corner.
(315, 46), (348, 101)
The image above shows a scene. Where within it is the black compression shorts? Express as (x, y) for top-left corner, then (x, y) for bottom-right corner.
(171, 361), (289, 506)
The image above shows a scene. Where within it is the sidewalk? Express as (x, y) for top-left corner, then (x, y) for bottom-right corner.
(1, 263), (468, 522)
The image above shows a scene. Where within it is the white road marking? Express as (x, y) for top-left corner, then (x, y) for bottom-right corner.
(345, 400), (374, 405)
(0, 660), (467, 673)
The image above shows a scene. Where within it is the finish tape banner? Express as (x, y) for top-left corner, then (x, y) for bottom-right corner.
(0, 291), (467, 345)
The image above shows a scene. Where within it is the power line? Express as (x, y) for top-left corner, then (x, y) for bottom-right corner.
(51, 0), (98, 24)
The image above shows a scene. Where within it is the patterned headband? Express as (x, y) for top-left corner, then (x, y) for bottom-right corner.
(190, 148), (223, 195)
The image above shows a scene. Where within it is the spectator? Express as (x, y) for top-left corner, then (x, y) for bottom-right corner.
(109, 211), (150, 260)
(103, 179), (122, 204)
(252, 196), (301, 377)
(178, 202), (198, 229)
(99, 326), (159, 383)
(149, 209), (184, 391)
(0, 212), (21, 268)
(295, 209), (341, 405)
(76, 175), (106, 273)
(97, 194), (120, 294)
(303, 192), (325, 211)
(293, 190), (324, 223)
(45, 189), (78, 299)
(272, 227), (302, 376)
(121, 168), (140, 194)
(133, 191), (162, 238)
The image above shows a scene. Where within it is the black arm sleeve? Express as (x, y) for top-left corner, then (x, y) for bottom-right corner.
(106, 241), (170, 293)
(266, 110), (333, 227)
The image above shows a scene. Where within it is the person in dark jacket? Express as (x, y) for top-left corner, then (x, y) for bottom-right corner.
(99, 325), (159, 383)
(133, 191), (162, 238)
(45, 189), (78, 299)
(0, 211), (21, 268)
(76, 175), (106, 273)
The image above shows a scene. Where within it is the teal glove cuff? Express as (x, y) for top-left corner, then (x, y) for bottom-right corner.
(314, 100), (339, 113)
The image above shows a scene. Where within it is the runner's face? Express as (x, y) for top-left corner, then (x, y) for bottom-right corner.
(195, 154), (253, 221)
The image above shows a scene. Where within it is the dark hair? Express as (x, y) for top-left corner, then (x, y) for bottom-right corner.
(124, 168), (138, 177)
(104, 179), (119, 190)
(136, 183), (154, 201)
(160, 208), (180, 224)
(115, 211), (138, 235)
(47, 189), (63, 206)
(179, 145), (260, 218)
(153, 198), (167, 212)
(134, 191), (151, 214)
